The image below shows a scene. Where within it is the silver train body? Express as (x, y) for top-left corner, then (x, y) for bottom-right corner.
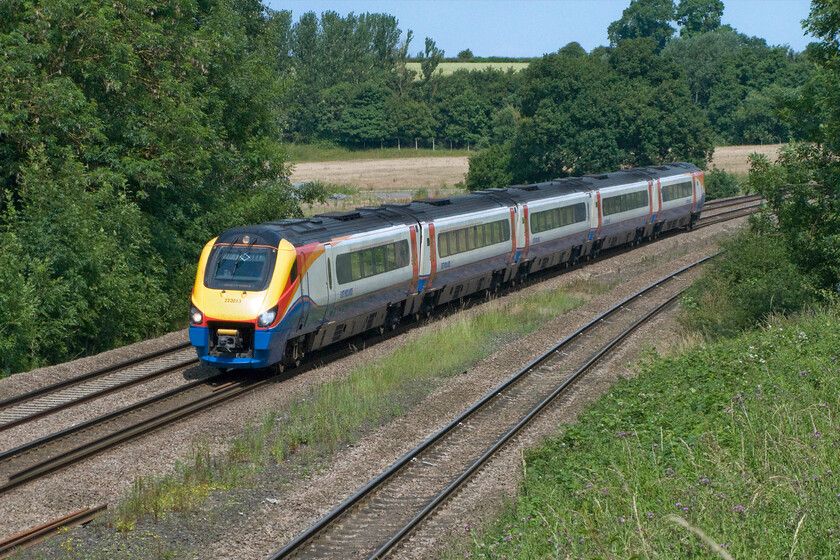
(189, 163), (705, 369)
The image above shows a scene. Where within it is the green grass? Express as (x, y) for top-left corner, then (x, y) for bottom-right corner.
(114, 284), (594, 531)
(443, 306), (840, 559)
(286, 143), (472, 163)
(405, 62), (529, 77)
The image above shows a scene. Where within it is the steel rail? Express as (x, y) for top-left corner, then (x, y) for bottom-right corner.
(696, 203), (762, 228)
(372, 288), (684, 559)
(0, 342), (191, 410)
(270, 255), (713, 560)
(703, 194), (761, 210)
(0, 505), (106, 559)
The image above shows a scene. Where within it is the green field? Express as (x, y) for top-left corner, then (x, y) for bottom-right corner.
(405, 61), (529, 77)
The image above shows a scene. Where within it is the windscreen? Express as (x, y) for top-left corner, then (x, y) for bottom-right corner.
(204, 245), (277, 291)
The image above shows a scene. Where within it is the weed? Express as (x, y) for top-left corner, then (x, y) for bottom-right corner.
(113, 286), (585, 531)
(445, 306), (840, 559)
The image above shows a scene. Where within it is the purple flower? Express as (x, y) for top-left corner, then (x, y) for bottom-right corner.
(647, 513), (655, 518)
(733, 505), (746, 513)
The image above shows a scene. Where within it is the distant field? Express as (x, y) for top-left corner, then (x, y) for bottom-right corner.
(405, 61), (529, 77)
(710, 143), (784, 174)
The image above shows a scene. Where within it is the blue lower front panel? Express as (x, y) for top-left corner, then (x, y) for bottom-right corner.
(189, 326), (287, 369)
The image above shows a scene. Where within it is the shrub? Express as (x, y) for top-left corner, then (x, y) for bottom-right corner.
(465, 144), (514, 191)
(703, 167), (741, 200)
(680, 229), (816, 338)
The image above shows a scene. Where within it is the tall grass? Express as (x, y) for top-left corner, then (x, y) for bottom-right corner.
(114, 285), (592, 530)
(443, 306), (840, 559)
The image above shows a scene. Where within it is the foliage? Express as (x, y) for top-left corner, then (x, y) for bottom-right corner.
(608, 0), (677, 51)
(0, 0), (294, 375)
(742, 2), (840, 295)
(505, 40), (712, 183)
(703, 168), (741, 199)
(748, 146), (840, 293)
(663, 28), (813, 144)
(457, 48), (474, 60)
(446, 306), (840, 559)
(680, 230), (816, 338)
(675, 0), (723, 37)
(466, 145), (514, 191)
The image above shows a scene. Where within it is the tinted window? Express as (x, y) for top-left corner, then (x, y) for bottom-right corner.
(602, 190), (649, 216)
(530, 202), (587, 234)
(336, 240), (411, 285)
(204, 246), (276, 291)
(438, 218), (511, 258)
(662, 181), (693, 202)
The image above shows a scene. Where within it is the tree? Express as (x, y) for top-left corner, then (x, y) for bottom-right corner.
(440, 91), (492, 148)
(330, 81), (397, 147)
(457, 48), (474, 60)
(505, 48), (711, 183)
(0, 0), (297, 374)
(419, 37), (445, 83)
(387, 96), (436, 147)
(607, 0), (677, 51)
(676, 0), (724, 37)
(558, 42), (587, 58)
(744, 1), (840, 294)
(466, 145), (513, 191)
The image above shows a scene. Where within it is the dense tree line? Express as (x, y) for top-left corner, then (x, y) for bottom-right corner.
(0, 1), (324, 374)
(464, 0), (814, 188)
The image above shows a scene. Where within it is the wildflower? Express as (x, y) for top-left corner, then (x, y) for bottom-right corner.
(733, 505), (746, 513)
(647, 513), (654, 518)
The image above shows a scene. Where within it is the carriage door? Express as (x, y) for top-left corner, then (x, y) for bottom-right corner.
(318, 243), (335, 324)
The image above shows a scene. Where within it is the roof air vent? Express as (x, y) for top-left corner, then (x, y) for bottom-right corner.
(414, 198), (451, 206)
(315, 211), (362, 221)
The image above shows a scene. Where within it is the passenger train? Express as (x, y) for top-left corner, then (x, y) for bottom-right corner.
(189, 163), (705, 369)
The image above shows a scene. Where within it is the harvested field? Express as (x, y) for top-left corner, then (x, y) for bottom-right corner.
(290, 156), (469, 191)
(289, 145), (783, 195)
(711, 143), (784, 174)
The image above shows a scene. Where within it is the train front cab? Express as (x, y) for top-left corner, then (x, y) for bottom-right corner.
(189, 234), (300, 369)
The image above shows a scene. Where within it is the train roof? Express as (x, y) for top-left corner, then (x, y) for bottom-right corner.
(216, 162), (701, 248)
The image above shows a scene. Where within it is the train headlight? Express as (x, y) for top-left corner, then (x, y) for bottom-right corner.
(257, 305), (278, 328)
(190, 304), (204, 325)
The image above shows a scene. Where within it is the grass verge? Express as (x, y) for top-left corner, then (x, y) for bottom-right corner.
(443, 306), (840, 559)
(113, 281), (611, 531)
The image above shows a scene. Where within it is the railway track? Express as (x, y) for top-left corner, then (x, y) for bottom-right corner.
(0, 343), (197, 432)
(270, 256), (712, 559)
(0, 505), (105, 559)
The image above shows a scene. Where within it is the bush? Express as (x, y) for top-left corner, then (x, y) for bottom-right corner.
(465, 144), (514, 191)
(680, 229), (816, 338)
(703, 167), (741, 200)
